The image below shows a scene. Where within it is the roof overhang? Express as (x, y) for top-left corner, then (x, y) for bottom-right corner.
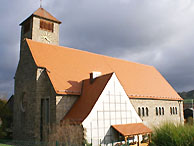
(112, 123), (152, 137)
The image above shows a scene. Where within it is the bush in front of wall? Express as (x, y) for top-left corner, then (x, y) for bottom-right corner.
(150, 122), (194, 146)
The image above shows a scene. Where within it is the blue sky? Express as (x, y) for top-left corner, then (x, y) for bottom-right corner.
(1, 0), (194, 98)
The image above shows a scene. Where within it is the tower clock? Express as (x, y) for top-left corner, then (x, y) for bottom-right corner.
(20, 8), (61, 46)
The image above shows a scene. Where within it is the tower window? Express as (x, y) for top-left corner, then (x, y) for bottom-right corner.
(23, 21), (30, 34)
(40, 20), (54, 32)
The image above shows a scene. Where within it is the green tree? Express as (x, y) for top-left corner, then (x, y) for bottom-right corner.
(0, 98), (12, 139)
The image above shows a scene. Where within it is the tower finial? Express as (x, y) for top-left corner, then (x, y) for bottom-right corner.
(40, 0), (42, 8)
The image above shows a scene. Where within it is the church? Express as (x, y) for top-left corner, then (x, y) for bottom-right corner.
(13, 7), (184, 145)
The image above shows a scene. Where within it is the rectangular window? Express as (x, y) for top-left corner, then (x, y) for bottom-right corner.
(40, 20), (54, 32)
(24, 21), (30, 34)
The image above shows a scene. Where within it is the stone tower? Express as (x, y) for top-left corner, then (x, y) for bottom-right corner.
(20, 8), (61, 46)
(14, 8), (61, 141)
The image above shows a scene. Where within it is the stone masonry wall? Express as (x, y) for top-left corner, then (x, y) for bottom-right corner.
(34, 69), (57, 141)
(14, 41), (37, 141)
(14, 40), (57, 141)
(130, 99), (184, 129)
(32, 17), (59, 45)
(56, 95), (78, 123)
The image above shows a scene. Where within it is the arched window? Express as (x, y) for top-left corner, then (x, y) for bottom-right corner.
(146, 107), (149, 116)
(142, 107), (145, 117)
(156, 107), (158, 116)
(159, 107), (161, 115)
(21, 92), (27, 112)
(175, 107), (177, 115)
(162, 107), (164, 115)
(138, 107), (141, 117)
(173, 107), (175, 115)
(170, 107), (172, 115)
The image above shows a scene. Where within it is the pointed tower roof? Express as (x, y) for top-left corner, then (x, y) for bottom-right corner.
(20, 7), (61, 25)
(33, 8), (61, 24)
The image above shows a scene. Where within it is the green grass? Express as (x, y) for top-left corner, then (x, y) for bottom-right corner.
(150, 123), (194, 146)
(0, 144), (12, 146)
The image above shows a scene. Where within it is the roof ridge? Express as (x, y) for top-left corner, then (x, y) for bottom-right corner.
(26, 39), (152, 68)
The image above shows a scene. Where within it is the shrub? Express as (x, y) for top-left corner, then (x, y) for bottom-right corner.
(150, 123), (194, 146)
(49, 120), (84, 146)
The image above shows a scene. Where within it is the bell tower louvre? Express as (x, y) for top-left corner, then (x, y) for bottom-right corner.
(20, 7), (61, 46)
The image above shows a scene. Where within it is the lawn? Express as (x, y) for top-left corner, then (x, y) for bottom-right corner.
(0, 144), (13, 146)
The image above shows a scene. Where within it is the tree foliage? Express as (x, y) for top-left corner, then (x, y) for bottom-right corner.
(0, 98), (12, 139)
(150, 123), (194, 146)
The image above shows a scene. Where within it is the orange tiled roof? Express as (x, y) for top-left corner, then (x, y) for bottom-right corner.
(112, 123), (152, 136)
(26, 39), (183, 101)
(64, 73), (113, 123)
(33, 8), (61, 23)
(20, 8), (61, 25)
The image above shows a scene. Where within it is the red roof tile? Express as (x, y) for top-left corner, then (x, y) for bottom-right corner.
(63, 73), (113, 123)
(26, 39), (183, 101)
(20, 8), (61, 25)
(112, 123), (152, 136)
(33, 8), (61, 23)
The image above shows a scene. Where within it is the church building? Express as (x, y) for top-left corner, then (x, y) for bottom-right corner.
(13, 8), (184, 145)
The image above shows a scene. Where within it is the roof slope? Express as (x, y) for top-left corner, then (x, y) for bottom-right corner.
(33, 8), (61, 23)
(64, 73), (113, 123)
(112, 123), (152, 136)
(26, 39), (182, 100)
(20, 8), (61, 25)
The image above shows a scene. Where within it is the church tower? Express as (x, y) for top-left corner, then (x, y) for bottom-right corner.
(20, 8), (61, 46)
(14, 8), (61, 141)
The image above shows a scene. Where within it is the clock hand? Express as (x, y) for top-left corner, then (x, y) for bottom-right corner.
(45, 37), (50, 42)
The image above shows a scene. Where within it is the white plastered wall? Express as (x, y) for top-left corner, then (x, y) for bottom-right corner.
(82, 73), (142, 146)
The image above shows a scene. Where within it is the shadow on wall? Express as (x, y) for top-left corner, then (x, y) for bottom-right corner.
(101, 126), (123, 145)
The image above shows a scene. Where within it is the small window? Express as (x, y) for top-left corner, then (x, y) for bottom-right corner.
(175, 107), (177, 115)
(146, 107), (149, 116)
(170, 107), (172, 115)
(159, 107), (161, 115)
(162, 107), (164, 115)
(138, 107), (141, 117)
(40, 20), (54, 32)
(156, 107), (158, 116)
(142, 107), (145, 117)
(24, 21), (30, 34)
(173, 107), (175, 115)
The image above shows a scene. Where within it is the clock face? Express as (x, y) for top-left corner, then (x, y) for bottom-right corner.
(41, 31), (52, 44)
